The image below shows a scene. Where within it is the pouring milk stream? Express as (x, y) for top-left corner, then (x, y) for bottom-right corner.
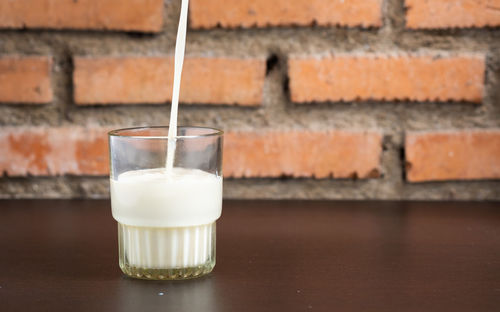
(165, 0), (189, 171)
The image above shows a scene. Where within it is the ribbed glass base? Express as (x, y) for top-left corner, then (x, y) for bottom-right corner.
(118, 222), (216, 280)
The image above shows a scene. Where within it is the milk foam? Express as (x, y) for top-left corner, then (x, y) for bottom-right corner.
(111, 168), (222, 227)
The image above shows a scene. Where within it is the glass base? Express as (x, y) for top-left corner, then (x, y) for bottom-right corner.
(118, 222), (216, 280)
(119, 261), (215, 280)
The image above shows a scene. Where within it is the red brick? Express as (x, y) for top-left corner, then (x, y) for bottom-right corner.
(406, 0), (500, 29)
(1, 128), (382, 179)
(289, 53), (485, 103)
(406, 130), (500, 182)
(0, 56), (52, 104)
(0, 0), (163, 32)
(190, 0), (382, 28)
(0, 127), (109, 176)
(224, 131), (383, 179)
(74, 56), (265, 106)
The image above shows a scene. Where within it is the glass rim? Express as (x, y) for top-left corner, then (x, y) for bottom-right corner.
(108, 126), (224, 139)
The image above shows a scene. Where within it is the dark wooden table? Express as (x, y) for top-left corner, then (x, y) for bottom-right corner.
(1, 200), (499, 311)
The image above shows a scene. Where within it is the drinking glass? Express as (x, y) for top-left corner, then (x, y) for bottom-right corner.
(109, 126), (223, 280)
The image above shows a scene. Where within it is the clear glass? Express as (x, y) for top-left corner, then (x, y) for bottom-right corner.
(109, 126), (223, 280)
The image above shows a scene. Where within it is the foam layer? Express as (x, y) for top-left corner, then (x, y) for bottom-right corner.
(111, 167), (222, 227)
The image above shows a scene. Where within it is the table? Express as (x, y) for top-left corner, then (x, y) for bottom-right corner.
(1, 200), (499, 311)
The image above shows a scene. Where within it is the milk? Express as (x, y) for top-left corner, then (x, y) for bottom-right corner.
(111, 168), (222, 228)
(166, 0), (190, 171)
(111, 168), (222, 269)
(111, 0), (222, 274)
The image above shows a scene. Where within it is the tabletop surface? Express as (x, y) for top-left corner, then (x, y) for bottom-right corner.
(1, 200), (499, 311)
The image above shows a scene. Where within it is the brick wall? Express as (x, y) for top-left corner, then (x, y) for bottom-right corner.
(0, 0), (499, 199)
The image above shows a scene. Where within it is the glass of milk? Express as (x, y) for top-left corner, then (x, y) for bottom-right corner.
(109, 126), (223, 280)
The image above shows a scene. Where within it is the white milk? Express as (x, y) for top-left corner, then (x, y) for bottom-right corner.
(111, 168), (222, 268)
(111, 168), (222, 228)
(111, 0), (222, 270)
(166, 0), (190, 171)
(117, 223), (215, 269)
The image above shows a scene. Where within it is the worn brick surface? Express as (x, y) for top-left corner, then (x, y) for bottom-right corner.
(406, 0), (500, 29)
(406, 130), (500, 182)
(1, 128), (382, 179)
(0, 56), (53, 104)
(224, 131), (383, 179)
(289, 54), (485, 103)
(74, 57), (265, 106)
(190, 0), (383, 28)
(0, 0), (164, 32)
(0, 127), (109, 176)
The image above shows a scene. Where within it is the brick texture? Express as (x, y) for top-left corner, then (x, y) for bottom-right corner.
(0, 127), (109, 176)
(224, 131), (383, 179)
(406, 130), (500, 182)
(0, 0), (163, 32)
(190, 0), (383, 28)
(289, 54), (485, 103)
(74, 57), (265, 106)
(406, 0), (500, 29)
(1, 1), (500, 200)
(0, 56), (52, 104)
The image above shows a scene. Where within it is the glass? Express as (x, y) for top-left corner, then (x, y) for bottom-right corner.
(109, 126), (223, 280)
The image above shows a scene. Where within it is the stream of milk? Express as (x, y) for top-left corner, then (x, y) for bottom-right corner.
(166, 0), (190, 171)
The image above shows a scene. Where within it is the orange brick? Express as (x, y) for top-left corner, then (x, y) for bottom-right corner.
(1, 128), (382, 179)
(0, 127), (109, 176)
(406, 0), (500, 29)
(224, 131), (383, 179)
(190, 0), (382, 28)
(0, 56), (52, 104)
(289, 53), (485, 103)
(406, 130), (500, 182)
(74, 56), (265, 106)
(0, 0), (163, 32)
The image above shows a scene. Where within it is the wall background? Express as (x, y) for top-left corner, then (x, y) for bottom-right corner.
(0, 0), (499, 200)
